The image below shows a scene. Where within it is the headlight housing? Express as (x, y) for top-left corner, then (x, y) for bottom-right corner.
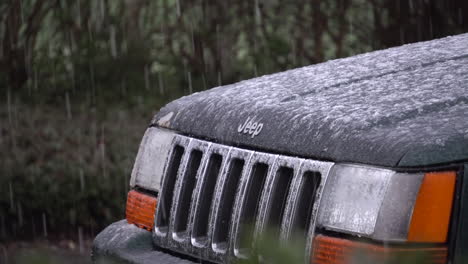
(312, 164), (457, 264)
(126, 127), (175, 231)
(317, 164), (456, 242)
(317, 164), (424, 241)
(130, 127), (175, 192)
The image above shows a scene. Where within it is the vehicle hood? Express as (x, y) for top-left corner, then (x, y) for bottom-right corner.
(152, 34), (468, 168)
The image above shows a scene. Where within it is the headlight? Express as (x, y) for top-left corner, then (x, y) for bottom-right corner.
(317, 164), (456, 242)
(130, 127), (175, 192)
(312, 164), (456, 264)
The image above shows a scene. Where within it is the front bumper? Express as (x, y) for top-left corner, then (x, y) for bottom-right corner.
(92, 220), (196, 264)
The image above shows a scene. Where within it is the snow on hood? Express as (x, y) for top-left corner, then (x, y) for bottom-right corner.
(153, 34), (468, 168)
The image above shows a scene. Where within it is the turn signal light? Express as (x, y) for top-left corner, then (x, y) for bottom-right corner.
(311, 235), (447, 264)
(408, 171), (456, 242)
(126, 190), (157, 231)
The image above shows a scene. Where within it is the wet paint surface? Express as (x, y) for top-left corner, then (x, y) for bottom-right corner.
(154, 34), (468, 167)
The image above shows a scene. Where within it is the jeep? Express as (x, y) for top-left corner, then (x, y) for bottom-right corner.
(92, 33), (468, 264)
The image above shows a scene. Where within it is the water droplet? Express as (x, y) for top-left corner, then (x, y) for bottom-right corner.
(78, 226), (84, 254)
(144, 66), (150, 91)
(100, 125), (107, 178)
(65, 92), (72, 120)
(202, 74), (207, 90)
(42, 213), (48, 237)
(7, 89), (12, 126)
(187, 71), (193, 94)
(80, 169), (85, 192)
(1, 245), (8, 264)
(290, 38), (296, 65)
(176, 0), (181, 17)
(1, 214), (6, 238)
(70, 63), (76, 93)
(31, 216), (36, 238)
(190, 25), (195, 54)
(34, 68), (38, 91)
(124, 172), (129, 194)
(429, 15), (434, 38)
(255, 0), (261, 22)
(88, 19), (94, 41)
(121, 79), (127, 96)
(76, 0), (82, 28)
(109, 25), (118, 58)
(19, 0), (25, 24)
(399, 27), (405, 44)
(0, 26), (3, 59)
(158, 73), (165, 95)
(17, 202), (23, 227)
(99, 0), (105, 29)
(89, 63), (96, 103)
(9, 182), (14, 212)
(459, 8), (463, 25)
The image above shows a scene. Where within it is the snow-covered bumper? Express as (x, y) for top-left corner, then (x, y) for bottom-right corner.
(92, 220), (196, 264)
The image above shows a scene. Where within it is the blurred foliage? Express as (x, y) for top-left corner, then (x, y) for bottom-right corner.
(236, 226), (305, 264)
(0, 0), (467, 103)
(4, 242), (91, 264)
(237, 226), (438, 264)
(0, 0), (467, 243)
(0, 101), (149, 240)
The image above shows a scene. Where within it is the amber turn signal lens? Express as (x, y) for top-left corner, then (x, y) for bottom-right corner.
(126, 190), (157, 231)
(408, 171), (456, 242)
(311, 235), (447, 264)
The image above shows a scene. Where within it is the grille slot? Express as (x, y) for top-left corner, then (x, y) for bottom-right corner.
(236, 162), (269, 253)
(292, 171), (321, 239)
(156, 145), (184, 230)
(265, 166), (294, 237)
(152, 134), (333, 263)
(193, 153), (223, 240)
(212, 158), (245, 252)
(174, 150), (203, 234)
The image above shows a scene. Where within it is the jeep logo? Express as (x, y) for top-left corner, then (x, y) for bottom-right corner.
(237, 116), (263, 138)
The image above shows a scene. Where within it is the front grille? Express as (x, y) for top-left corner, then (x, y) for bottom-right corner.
(153, 134), (333, 263)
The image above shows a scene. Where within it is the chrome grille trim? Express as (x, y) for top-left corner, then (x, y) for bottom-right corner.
(190, 143), (230, 258)
(294, 160), (333, 261)
(210, 147), (251, 262)
(153, 134), (334, 263)
(230, 152), (277, 259)
(259, 156), (304, 241)
(170, 139), (210, 249)
(154, 135), (191, 243)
